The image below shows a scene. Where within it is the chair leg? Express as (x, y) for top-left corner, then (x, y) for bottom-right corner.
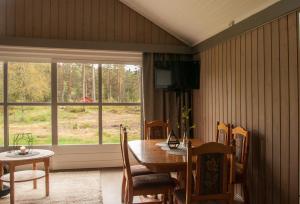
(121, 174), (126, 203)
(168, 190), (173, 204)
(242, 183), (249, 204)
(163, 193), (168, 204)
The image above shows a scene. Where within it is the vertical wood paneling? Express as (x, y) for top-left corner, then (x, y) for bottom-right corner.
(215, 44), (219, 129)
(58, 0), (67, 39)
(245, 31), (253, 201)
(6, 0), (16, 36)
(66, 0), (75, 40)
(240, 34), (246, 128)
(74, 0), (83, 40)
(212, 46), (216, 140)
(231, 38), (236, 126)
(195, 11), (300, 204)
(121, 4), (129, 43)
(264, 22), (273, 204)
(107, 0), (115, 41)
(42, 0), (51, 38)
(208, 49), (212, 141)
(271, 20), (281, 204)
(15, 0), (25, 37)
(205, 50), (209, 141)
(251, 29), (259, 204)
(83, 0), (92, 41)
(257, 26), (266, 204)
(223, 42), (228, 123)
(129, 10), (137, 43)
(227, 41), (232, 126)
(50, 0), (59, 39)
(24, 0), (32, 37)
(144, 20), (152, 44)
(287, 12), (299, 204)
(218, 44), (223, 124)
(32, 0), (42, 37)
(279, 16), (289, 204)
(0, 0), (184, 45)
(114, 1), (122, 42)
(0, 0), (6, 36)
(236, 36), (241, 126)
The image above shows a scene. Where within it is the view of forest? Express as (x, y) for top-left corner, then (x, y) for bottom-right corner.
(0, 62), (141, 146)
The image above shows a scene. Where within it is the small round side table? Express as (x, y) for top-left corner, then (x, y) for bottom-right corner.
(0, 149), (54, 204)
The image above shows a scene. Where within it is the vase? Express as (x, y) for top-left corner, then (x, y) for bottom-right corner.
(182, 131), (188, 147)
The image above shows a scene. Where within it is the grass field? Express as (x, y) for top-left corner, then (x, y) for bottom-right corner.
(0, 105), (141, 146)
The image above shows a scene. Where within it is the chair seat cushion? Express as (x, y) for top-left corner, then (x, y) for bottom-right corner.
(131, 165), (153, 177)
(174, 189), (221, 204)
(132, 173), (176, 190)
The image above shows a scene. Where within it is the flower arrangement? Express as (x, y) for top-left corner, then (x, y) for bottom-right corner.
(178, 106), (196, 146)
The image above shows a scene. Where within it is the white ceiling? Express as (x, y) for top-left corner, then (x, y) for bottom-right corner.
(120, 0), (280, 46)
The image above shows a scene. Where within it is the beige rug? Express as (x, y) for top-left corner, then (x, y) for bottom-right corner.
(0, 171), (103, 204)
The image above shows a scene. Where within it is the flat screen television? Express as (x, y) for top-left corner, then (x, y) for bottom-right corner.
(155, 60), (200, 90)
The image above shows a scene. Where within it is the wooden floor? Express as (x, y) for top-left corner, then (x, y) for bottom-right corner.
(101, 168), (244, 204)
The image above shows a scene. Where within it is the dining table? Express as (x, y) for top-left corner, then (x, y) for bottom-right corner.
(128, 139), (204, 173)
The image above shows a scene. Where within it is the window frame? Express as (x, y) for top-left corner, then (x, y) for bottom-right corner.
(0, 61), (142, 147)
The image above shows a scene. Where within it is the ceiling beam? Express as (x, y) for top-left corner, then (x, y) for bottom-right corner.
(0, 37), (193, 54)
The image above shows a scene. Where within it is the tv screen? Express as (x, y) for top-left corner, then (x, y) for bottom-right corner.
(155, 60), (200, 90)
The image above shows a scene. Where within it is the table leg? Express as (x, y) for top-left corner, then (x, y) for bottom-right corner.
(0, 162), (3, 191)
(44, 158), (50, 196)
(33, 162), (37, 189)
(9, 164), (15, 204)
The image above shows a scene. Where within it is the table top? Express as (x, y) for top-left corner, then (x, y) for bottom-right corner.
(128, 139), (203, 172)
(0, 149), (54, 162)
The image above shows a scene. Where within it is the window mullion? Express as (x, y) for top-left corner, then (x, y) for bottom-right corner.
(99, 64), (102, 144)
(3, 62), (8, 147)
(51, 63), (58, 145)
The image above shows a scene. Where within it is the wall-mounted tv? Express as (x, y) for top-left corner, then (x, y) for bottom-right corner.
(155, 60), (200, 91)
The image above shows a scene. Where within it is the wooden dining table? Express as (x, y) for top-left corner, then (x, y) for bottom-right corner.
(128, 139), (204, 173)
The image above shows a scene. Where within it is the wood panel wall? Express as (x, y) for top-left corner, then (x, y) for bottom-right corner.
(0, 0), (184, 46)
(193, 11), (299, 204)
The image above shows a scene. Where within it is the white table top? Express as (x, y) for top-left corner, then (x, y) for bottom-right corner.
(0, 149), (54, 162)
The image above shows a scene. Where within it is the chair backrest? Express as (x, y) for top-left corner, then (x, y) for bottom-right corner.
(216, 121), (230, 145)
(144, 120), (170, 140)
(186, 142), (235, 204)
(231, 126), (250, 170)
(120, 126), (133, 188)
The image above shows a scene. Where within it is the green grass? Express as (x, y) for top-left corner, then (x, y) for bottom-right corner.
(0, 106), (141, 146)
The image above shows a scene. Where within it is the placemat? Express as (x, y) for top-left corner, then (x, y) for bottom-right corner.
(6, 151), (40, 158)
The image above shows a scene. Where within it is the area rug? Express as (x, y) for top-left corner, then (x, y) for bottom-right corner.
(0, 171), (103, 204)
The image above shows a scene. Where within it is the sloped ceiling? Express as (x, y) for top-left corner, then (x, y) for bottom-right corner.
(120, 0), (280, 46)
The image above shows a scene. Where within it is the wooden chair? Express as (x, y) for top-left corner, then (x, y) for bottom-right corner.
(216, 121), (230, 145)
(144, 120), (170, 140)
(120, 125), (154, 203)
(231, 126), (250, 204)
(174, 142), (235, 204)
(121, 126), (177, 204)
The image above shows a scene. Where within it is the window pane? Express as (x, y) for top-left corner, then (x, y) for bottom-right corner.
(57, 63), (99, 103)
(58, 106), (98, 144)
(102, 64), (141, 103)
(8, 62), (51, 102)
(102, 106), (141, 144)
(9, 106), (51, 145)
(0, 62), (3, 102)
(0, 106), (3, 146)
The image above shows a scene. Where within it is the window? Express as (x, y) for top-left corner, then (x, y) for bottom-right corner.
(8, 62), (51, 145)
(57, 63), (99, 103)
(0, 61), (142, 146)
(102, 64), (141, 144)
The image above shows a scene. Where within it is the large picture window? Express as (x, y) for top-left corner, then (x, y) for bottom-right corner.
(0, 61), (142, 146)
